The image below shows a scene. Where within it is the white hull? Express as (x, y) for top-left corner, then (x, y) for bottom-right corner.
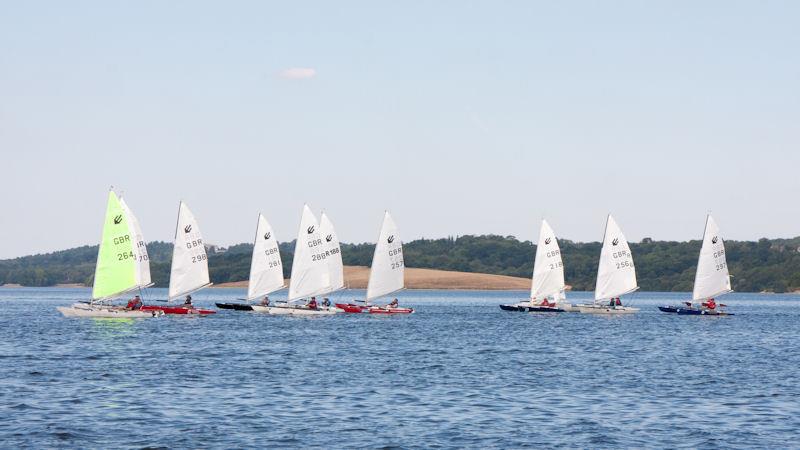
(252, 305), (337, 316)
(558, 303), (580, 312)
(577, 304), (639, 314)
(58, 303), (163, 318)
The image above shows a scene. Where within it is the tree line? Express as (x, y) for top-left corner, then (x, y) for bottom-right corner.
(2, 235), (800, 293)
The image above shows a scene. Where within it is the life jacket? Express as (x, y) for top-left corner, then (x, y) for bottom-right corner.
(308, 300), (317, 309)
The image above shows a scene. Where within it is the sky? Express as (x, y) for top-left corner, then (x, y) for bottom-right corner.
(1, 1), (799, 258)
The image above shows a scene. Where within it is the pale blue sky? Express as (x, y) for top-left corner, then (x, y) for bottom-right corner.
(1, 1), (798, 258)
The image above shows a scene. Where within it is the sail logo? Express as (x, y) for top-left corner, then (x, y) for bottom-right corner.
(307, 226), (315, 234)
(712, 236), (719, 244)
(612, 238), (619, 246)
(388, 235), (395, 244)
(113, 215), (123, 225)
(184, 225), (192, 233)
(544, 238), (552, 245)
(326, 234), (333, 242)
(264, 232), (271, 240)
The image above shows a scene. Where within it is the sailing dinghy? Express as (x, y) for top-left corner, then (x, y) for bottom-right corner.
(141, 202), (216, 315)
(660, 215), (734, 315)
(500, 219), (573, 312)
(577, 215), (640, 314)
(219, 214), (285, 312)
(337, 212), (412, 314)
(58, 190), (162, 318)
(259, 205), (336, 315)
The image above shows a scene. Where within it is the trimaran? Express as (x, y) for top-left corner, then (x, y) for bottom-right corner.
(216, 213), (285, 311)
(577, 214), (640, 314)
(659, 214), (733, 315)
(58, 190), (162, 318)
(500, 219), (576, 312)
(337, 211), (413, 314)
(140, 201), (216, 315)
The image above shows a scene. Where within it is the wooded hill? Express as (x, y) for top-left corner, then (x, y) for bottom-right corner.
(2, 235), (800, 292)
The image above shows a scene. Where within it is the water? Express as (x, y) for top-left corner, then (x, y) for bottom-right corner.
(1, 288), (799, 448)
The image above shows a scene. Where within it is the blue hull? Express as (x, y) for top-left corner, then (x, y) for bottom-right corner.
(658, 306), (679, 313)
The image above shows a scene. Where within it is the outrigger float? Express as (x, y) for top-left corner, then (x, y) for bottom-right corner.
(659, 215), (734, 316)
(58, 190), (163, 319)
(336, 211), (413, 314)
(140, 201), (215, 315)
(500, 219), (573, 313)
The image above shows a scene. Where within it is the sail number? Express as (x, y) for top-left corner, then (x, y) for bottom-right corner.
(191, 254), (207, 263)
(117, 251), (134, 261)
(268, 260), (281, 268)
(391, 259), (404, 270)
(715, 262), (727, 271)
(311, 252), (328, 262)
(549, 261), (563, 270)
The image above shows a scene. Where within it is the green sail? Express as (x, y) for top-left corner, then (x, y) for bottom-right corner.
(92, 191), (137, 300)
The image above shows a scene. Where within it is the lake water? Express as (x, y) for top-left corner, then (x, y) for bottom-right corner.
(1, 288), (799, 448)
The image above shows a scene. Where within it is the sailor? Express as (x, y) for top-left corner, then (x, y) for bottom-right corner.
(126, 295), (143, 310)
(322, 297), (331, 308)
(609, 298), (615, 307)
(704, 298), (717, 310)
(388, 298), (399, 308)
(184, 295), (193, 306)
(307, 297), (318, 310)
(541, 298), (551, 307)
(615, 298), (622, 307)
(260, 296), (270, 306)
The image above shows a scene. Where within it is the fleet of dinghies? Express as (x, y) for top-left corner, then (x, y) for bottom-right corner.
(58, 190), (739, 319)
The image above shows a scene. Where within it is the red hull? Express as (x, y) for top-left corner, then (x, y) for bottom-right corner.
(368, 307), (414, 314)
(140, 305), (216, 315)
(335, 303), (366, 313)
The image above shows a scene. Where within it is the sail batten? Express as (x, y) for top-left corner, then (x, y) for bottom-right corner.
(531, 219), (566, 300)
(168, 202), (211, 301)
(594, 215), (638, 301)
(692, 215), (732, 301)
(366, 212), (405, 302)
(246, 214), (285, 300)
(287, 205), (331, 301)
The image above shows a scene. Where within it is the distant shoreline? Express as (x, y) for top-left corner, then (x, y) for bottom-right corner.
(1, 267), (535, 291)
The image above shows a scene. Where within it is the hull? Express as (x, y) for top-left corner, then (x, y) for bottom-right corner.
(57, 303), (163, 318)
(676, 308), (733, 316)
(500, 302), (564, 312)
(368, 306), (414, 314)
(215, 302), (254, 311)
(335, 303), (366, 313)
(577, 304), (639, 314)
(254, 305), (337, 316)
(658, 306), (679, 313)
(140, 305), (216, 315)
(559, 303), (580, 312)
(527, 306), (565, 313)
(500, 304), (528, 312)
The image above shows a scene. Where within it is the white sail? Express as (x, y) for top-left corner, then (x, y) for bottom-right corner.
(119, 197), (152, 288)
(287, 205), (331, 301)
(594, 215), (638, 301)
(246, 214), (285, 300)
(168, 202), (212, 300)
(319, 212), (345, 293)
(531, 219), (565, 300)
(692, 215), (732, 301)
(366, 211), (404, 302)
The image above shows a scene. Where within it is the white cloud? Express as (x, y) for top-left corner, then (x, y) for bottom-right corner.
(279, 67), (316, 80)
